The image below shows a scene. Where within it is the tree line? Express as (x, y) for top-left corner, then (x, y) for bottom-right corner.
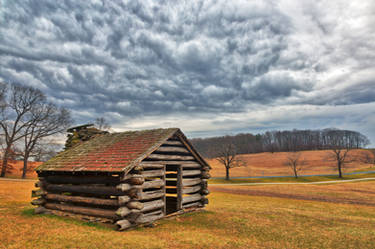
(191, 129), (370, 158)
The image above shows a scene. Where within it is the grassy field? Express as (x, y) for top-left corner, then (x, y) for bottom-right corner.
(207, 149), (372, 177)
(1, 179), (375, 248)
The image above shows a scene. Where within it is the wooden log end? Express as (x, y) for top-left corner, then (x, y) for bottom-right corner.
(116, 207), (131, 217)
(116, 219), (132, 231)
(127, 201), (144, 210)
(34, 206), (49, 215)
(116, 183), (131, 192)
(31, 198), (46, 206)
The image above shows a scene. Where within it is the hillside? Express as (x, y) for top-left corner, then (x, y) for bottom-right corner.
(2, 161), (42, 179)
(207, 149), (373, 178)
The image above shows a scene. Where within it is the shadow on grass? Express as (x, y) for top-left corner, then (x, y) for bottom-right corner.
(21, 208), (113, 231)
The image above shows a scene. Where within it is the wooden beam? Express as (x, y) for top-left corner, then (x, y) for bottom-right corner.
(31, 198), (45, 206)
(182, 185), (201, 194)
(183, 202), (203, 209)
(32, 189), (46, 197)
(155, 146), (190, 153)
(177, 165), (183, 210)
(138, 162), (164, 169)
(142, 199), (164, 213)
(45, 193), (120, 206)
(141, 169), (164, 178)
(140, 179), (164, 190)
(116, 219), (132, 231)
(127, 201), (144, 210)
(115, 207), (131, 217)
(140, 189), (164, 201)
(182, 170), (201, 176)
(45, 175), (120, 185)
(183, 178), (202, 187)
(45, 203), (118, 219)
(162, 141), (183, 146)
(136, 212), (164, 224)
(46, 184), (125, 196)
(182, 194), (202, 204)
(147, 154), (195, 161)
(182, 162), (202, 169)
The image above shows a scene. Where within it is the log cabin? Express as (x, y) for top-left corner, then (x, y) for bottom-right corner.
(32, 128), (210, 230)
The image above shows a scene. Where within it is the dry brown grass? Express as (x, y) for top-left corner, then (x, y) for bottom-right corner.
(207, 149), (371, 177)
(1, 180), (375, 248)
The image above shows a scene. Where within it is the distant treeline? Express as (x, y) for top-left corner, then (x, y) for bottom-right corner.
(190, 129), (370, 158)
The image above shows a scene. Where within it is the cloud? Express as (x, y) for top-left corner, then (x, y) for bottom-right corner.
(0, 0), (374, 144)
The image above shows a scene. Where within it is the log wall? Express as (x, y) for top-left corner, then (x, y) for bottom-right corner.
(31, 136), (209, 231)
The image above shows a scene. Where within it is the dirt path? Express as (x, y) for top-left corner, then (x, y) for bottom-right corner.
(210, 177), (375, 186)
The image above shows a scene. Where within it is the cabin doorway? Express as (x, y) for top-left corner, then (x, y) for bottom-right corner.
(165, 164), (182, 214)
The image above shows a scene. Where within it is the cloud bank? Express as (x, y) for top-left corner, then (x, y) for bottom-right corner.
(0, 0), (374, 144)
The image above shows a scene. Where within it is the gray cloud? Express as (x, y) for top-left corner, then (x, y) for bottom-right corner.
(0, 0), (374, 144)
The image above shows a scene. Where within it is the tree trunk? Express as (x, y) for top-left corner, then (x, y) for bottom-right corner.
(0, 148), (10, 177)
(225, 166), (230, 181)
(22, 152), (29, 179)
(338, 161), (343, 178)
(294, 168), (298, 178)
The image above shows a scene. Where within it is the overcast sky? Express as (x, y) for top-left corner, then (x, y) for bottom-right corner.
(0, 0), (374, 145)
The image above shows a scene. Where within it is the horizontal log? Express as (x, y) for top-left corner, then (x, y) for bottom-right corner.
(116, 207), (131, 217)
(34, 206), (49, 214)
(136, 212), (164, 224)
(201, 172), (211, 179)
(141, 169), (164, 178)
(142, 199), (164, 213)
(162, 141), (183, 146)
(126, 210), (142, 223)
(118, 195), (131, 205)
(201, 189), (210, 196)
(140, 179), (164, 190)
(32, 189), (46, 197)
(122, 174), (142, 180)
(138, 162), (164, 169)
(182, 170), (201, 177)
(45, 175), (120, 185)
(45, 203), (118, 219)
(182, 162), (202, 169)
(31, 198), (46, 206)
(127, 201), (144, 210)
(46, 209), (114, 224)
(127, 188), (142, 200)
(155, 146), (190, 153)
(116, 183), (132, 192)
(140, 189), (164, 200)
(141, 161), (199, 166)
(147, 154), (195, 161)
(183, 185), (201, 194)
(35, 181), (45, 188)
(45, 193), (120, 206)
(116, 219), (132, 231)
(183, 178), (202, 187)
(127, 176), (145, 185)
(183, 201), (202, 209)
(46, 184), (125, 196)
(143, 209), (163, 217)
(182, 194), (202, 204)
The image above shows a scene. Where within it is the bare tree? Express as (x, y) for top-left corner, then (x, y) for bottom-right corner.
(326, 149), (355, 178)
(95, 117), (111, 131)
(284, 152), (305, 178)
(20, 104), (72, 178)
(0, 83), (45, 177)
(215, 143), (245, 180)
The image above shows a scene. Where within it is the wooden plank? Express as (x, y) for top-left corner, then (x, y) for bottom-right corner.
(182, 185), (201, 194)
(141, 169), (164, 178)
(155, 146), (190, 153)
(147, 154), (195, 161)
(46, 184), (125, 196)
(182, 162), (202, 169)
(45, 175), (120, 185)
(163, 141), (183, 146)
(182, 170), (201, 177)
(142, 199), (164, 213)
(45, 203), (118, 219)
(177, 165), (183, 210)
(182, 194), (202, 204)
(45, 193), (120, 206)
(139, 162), (164, 169)
(140, 189), (164, 200)
(140, 179), (164, 190)
(183, 201), (202, 209)
(182, 178), (202, 187)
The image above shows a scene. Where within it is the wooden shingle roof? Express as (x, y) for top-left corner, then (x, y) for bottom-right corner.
(36, 128), (182, 173)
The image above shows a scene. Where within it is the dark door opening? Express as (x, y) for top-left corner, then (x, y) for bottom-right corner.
(165, 164), (182, 214)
